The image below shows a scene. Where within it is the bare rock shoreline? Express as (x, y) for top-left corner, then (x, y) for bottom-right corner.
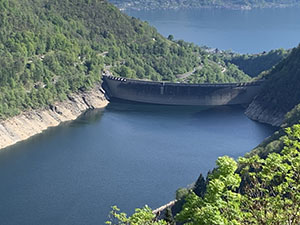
(0, 86), (285, 151)
(245, 100), (285, 127)
(0, 86), (109, 150)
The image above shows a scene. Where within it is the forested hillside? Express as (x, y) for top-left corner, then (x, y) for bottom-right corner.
(175, 44), (300, 225)
(107, 44), (300, 225)
(108, 124), (300, 225)
(107, 102), (300, 225)
(243, 46), (300, 158)
(257, 45), (300, 110)
(245, 45), (300, 125)
(0, 0), (249, 119)
(185, 44), (300, 224)
(109, 0), (300, 11)
(224, 48), (289, 77)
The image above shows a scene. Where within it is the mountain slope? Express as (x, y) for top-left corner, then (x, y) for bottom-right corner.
(0, 0), (249, 119)
(223, 48), (289, 77)
(245, 45), (300, 126)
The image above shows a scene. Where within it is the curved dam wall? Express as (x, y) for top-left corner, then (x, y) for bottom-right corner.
(102, 76), (263, 106)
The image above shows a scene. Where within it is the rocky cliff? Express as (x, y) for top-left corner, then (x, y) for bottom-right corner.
(0, 87), (109, 150)
(245, 45), (300, 127)
(245, 100), (285, 127)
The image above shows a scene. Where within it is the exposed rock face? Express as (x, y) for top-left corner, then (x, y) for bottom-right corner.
(245, 100), (285, 127)
(0, 87), (109, 150)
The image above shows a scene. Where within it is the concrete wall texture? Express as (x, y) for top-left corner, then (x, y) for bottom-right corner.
(102, 76), (263, 106)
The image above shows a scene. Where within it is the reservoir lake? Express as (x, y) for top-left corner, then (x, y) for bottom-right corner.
(2, 7), (298, 225)
(128, 8), (300, 54)
(0, 102), (274, 225)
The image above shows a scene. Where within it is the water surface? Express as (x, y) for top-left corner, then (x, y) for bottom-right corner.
(0, 102), (275, 224)
(128, 8), (300, 53)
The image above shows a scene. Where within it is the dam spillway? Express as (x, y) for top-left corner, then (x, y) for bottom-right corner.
(102, 75), (263, 106)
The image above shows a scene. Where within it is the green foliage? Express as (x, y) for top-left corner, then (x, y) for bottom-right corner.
(239, 124), (300, 224)
(186, 58), (250, 84)
(175, 188), (189, 201)
(164, 208), (175, 225)
(193, 173), (207, 198)
(109, 124), (300, 225)
(252, 45), (300, 115)
(176, 124), (300, 225)
(0, 0), (249, 119)
(283, 103), (300, 127)
(224, 48), (289, 77)
(167, 35), (174, 41)
(106, 205), (167, 225)
(176, 156), (243, 225)
(247, 101), (300, 159)
(244, 46), (300, 158)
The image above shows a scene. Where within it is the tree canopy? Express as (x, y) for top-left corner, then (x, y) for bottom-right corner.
(0, 0), (250, 119)
(109, 124), (300, 225)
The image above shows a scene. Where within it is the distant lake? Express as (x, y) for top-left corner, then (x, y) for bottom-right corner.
(0, 7), (287, 225)
(0, 103), (274, 225)
(127, 8), (300, 53)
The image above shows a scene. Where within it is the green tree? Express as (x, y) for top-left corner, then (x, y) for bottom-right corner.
(106, 205), (167, 225)
(176, 156), (243, 225)
(0, 0), (250, 120)
(164, 208), (175, 225)
(167, 35), (174, 41)
(239, 124), (300, 225)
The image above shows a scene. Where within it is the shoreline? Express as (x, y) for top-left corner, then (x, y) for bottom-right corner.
(121, 4), (300, 12)
(245, 100), (284, 127)
(0, 86), (109, 150)
(0, 87), (281, 151)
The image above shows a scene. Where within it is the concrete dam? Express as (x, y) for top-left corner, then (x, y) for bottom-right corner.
(102, 75), (263, 106)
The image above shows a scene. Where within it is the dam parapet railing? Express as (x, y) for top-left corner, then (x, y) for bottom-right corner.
(103, 75), (265, 88)
(102, 74), (264, 106)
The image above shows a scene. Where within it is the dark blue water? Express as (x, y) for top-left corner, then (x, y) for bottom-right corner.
(0, 102), (275, 225)
(128, 8), (300, 53)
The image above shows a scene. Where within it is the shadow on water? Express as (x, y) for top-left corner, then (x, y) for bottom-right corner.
(70, 108), (106, 126)
(105, 99), (252, 123)
(105, 98), (234, 113)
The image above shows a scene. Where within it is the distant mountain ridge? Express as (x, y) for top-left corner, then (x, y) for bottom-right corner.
(109, 0), (300, 10)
